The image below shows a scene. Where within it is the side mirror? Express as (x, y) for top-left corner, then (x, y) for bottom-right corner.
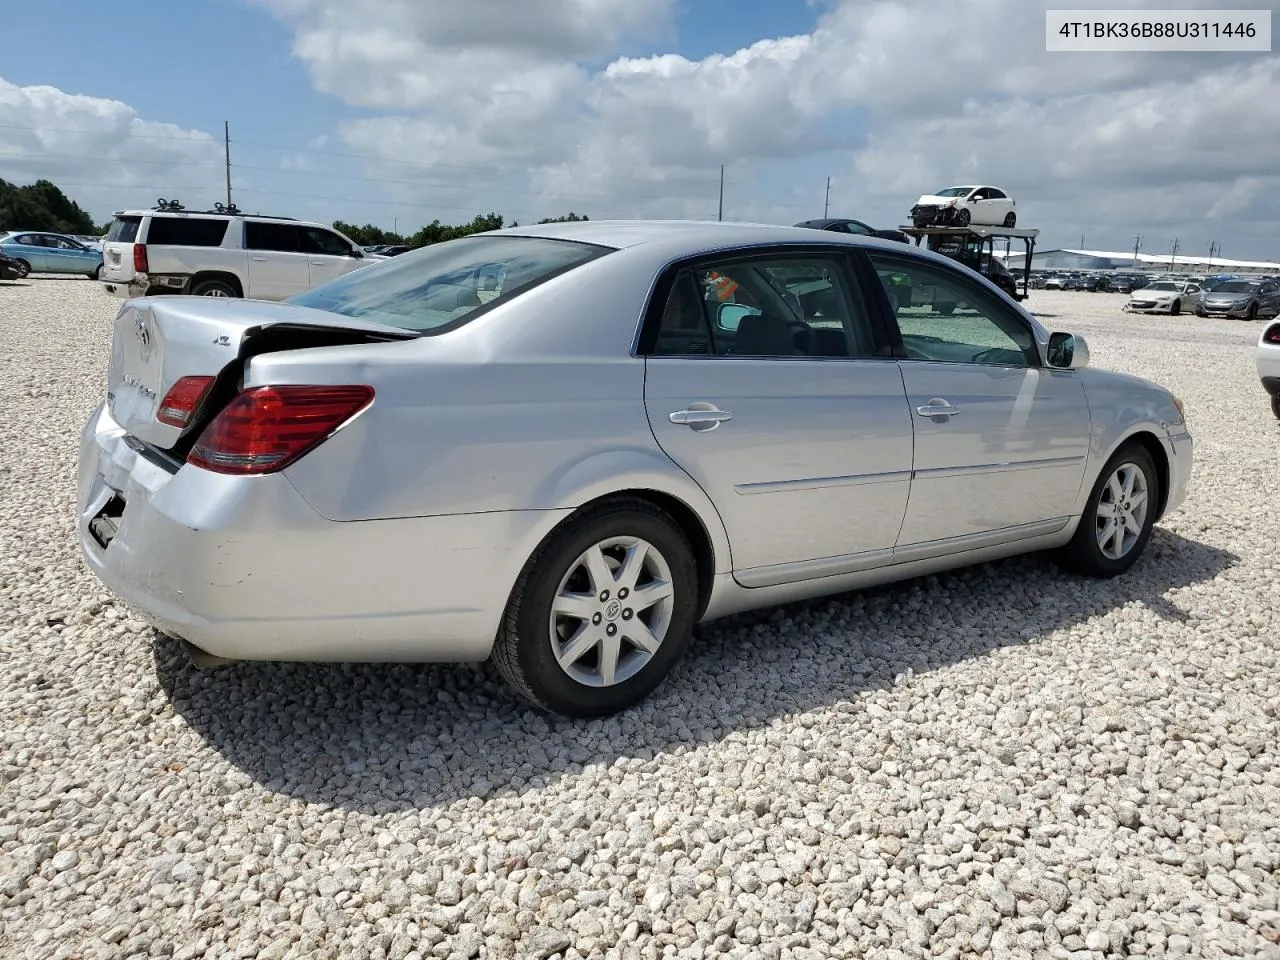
(718, 302), (756, 332)
(1047, 332), (1090, 370)
(350, 247), (363, 258)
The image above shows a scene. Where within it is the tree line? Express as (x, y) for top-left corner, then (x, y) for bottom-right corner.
(1, 175), (592, 248)
(0, 178), (98, 235)
(332, 212), (590, 249)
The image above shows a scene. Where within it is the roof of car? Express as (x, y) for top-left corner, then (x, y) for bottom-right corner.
(488, 218), (900, 252)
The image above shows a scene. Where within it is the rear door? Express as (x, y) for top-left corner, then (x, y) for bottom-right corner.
(243, 222), (311, 300)
(864, 249), (1090, 553)
(101, 216), (142, 284)
(11, 234), (49, 271)
(642, 247), (915, 587)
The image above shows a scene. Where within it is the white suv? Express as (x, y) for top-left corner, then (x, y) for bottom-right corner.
(100, 202), (383, 301)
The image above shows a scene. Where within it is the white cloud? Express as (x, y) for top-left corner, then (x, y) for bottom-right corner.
(0, 78), (222, 222)
(255, 0), (1280, 254)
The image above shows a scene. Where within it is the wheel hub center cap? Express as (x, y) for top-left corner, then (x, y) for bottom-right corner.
(604, 600), (621, 621)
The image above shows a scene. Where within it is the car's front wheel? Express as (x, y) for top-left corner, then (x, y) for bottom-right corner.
(492, 498), (699, 717)
(1057, 444), (1160, 578)
(955, 208), (971, 227)
(1245, 303), (1257, 322)
(1170, 299), (1181, 316)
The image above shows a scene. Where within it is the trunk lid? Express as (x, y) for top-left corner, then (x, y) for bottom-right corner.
(107, 296), (416, 450)
(101, 214), (142, 284)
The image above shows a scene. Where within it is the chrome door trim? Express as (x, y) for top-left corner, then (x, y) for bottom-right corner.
(734, 470), (913, 495)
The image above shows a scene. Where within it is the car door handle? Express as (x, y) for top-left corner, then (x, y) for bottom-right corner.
(310, 260), (325, 265)
(916, 399), (961, 419)
(251, 256), (268, 262)
(669, 407), (733, 429)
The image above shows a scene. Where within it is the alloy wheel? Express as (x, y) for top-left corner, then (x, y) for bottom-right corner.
(548, 536), (675, 688)
(1095, 462), (1149, 560)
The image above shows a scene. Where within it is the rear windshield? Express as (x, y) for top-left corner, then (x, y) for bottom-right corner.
(105, 216), (141, 243)
(144, 216), (230, 247)
(289, 235), (613, 334)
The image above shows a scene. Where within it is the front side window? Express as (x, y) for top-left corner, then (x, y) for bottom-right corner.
(869, 253), (1037, 367)
(289, 235), (611, 334)
(302, 227), (353, 257)
(650, 253), (877, 359)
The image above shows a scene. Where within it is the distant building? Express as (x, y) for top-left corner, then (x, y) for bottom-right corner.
(995, 247), (1280, 276)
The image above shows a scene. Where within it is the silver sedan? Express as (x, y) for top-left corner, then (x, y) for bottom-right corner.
(78, 221), (1194, 717)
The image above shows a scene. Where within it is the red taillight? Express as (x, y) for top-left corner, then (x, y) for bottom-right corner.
(133, 243), (149, 273)
(1264, 324), (1280, 345)
(156, 375), (216, 428)
(188, 384), (374, 475)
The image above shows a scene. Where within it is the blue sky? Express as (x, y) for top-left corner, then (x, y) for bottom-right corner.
(1, 0), (1277, 259)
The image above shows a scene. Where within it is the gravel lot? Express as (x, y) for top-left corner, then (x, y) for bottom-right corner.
(2, 276), (1278, 960)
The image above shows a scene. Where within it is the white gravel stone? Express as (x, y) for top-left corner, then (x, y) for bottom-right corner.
(2, 280), (1279, 959)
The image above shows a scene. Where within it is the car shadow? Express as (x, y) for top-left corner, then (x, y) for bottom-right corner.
(155, 528), (1235, 812)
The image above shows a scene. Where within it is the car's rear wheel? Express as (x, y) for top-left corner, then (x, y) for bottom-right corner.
(492, 498), (699, 717)
(1056, 443), (1159, 578)
(14, 259), (30, 278)
(90, 264), (102, 280)
(1003, 212), (1016, 227)
(190, 279), (237, 297)
(1272, 393), (1280, 420)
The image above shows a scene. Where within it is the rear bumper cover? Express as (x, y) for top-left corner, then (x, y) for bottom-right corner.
(77, 403), (571, 662)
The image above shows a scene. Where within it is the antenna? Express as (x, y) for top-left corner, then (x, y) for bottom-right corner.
(824, 177), (831, 218)
(224, 121), (233, 210)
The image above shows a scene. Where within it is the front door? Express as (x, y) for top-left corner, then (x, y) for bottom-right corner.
(301, 225), (362, 289)
(866, 250), (1091, 552)
(642, 250), (915, 587)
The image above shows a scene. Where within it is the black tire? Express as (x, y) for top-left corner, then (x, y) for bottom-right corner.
(955, 208), (971, 227)
(1245, 303), (1257, 322)
(14, 259), (30, 279)
(1003, 212), (1016, 227)
(491, 498), (700, 717)
(190, 278), (238, 297)
(90, 264), (102, 280)
(1170, 299), (1181, 316)
(1272, 393), (1280, 420)
(938, 302), (956, 315)
(1056, 443), (1160, 578)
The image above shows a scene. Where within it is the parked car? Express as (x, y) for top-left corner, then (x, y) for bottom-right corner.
(0, 230), (104, 278)
(1042, 275), (1067, 290)
(910, 185), (1017, 228)
(99, 203), (383, 301)
(1196, 279), (1280, 321)
(77, 220), (1192, 717)
(1258, 321), (1280, 419)
(794, 218), (911, 244)
(0, 250), (24, 281)
(1124, 280), (1202, 315)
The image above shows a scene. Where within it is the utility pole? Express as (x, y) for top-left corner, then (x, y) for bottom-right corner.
(1169, 237), (1180, 271)
(824, 177), (831, 218)
(1132, 234), (1142, 267)
(718, 165), (724, 222)
(224, 121), (232, 210)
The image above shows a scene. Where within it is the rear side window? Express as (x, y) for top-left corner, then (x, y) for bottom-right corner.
(289, 235), (611, 334)
(105, 217), (141, 243)
(144, 217), (229, 247)
(245, 222), (305, 253)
